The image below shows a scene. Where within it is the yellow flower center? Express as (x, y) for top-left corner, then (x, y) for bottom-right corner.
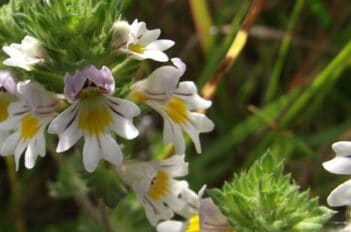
(186, 214), (200, 232)
(0, 95), (10, 122)
(147, 170), (169, 200)
(130, 91), (146, 103)
(129, 44), (145, 54)
(78, 93), (113, 136)
(165, 96), (189, 124)
(20, 113), (40, 140)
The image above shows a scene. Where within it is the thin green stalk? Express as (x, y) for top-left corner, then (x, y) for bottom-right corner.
(5, 156), (25, 232)
(188, 0), (214, 55)
(264, 0), (305, 103)
(281, 40), (351, 127)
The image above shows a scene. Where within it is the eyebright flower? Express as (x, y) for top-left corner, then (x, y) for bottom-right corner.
(156, 191), (232, 232)
(3, 36), (49, 71)
(323, 141), (351, 206)
(0, 71), (17, 151)
(112, 19), (174, 62)
(118, 155), (195, 225)
(48, 65), (140, 172)
(130, 58), (214, 154)
(0, 81), (59, 170)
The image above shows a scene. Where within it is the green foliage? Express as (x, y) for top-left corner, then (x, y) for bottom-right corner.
(85, 166), (127, 208)
(208, 150), (334, 232)
(0, 3), (24, 60)
(48, 155), (88, 198)
(10, 0), (122, 74)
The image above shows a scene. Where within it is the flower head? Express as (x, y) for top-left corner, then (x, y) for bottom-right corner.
(112, 19), (174, 62)
(0, 80), (59, 170)
(118, 155), (195, 225)
(48, 65), (140, 172)
(130, 58), (214, 154)
(0, 71), (18, 152)
(156, 188), (232, 232)
(3, 36), (49, 71)
(323, 141), (351, 206)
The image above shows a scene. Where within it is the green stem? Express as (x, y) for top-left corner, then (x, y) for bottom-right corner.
(5, 156), (26, 232)
(264, 0), (305, 104)
(281, 40), (351, 127)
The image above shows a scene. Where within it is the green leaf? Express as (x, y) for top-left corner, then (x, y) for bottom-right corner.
(208, 150), (334, 232)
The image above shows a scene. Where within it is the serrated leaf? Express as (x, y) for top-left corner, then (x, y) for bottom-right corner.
(208, 149), (334, 232)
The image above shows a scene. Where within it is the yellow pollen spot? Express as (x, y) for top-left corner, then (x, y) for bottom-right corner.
(20, 113), (40, 139)
(129, 44), (145, 54)
(0, 97), (10, 122)
(147, 170), (169, 200)
(131, 91), (146, 103)
(186, 214), (200, 232)
(78, 95), (112, 136)
(165, 96), (189, 124)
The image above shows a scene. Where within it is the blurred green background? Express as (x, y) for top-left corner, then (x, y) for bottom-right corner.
(1, 0), (351, 231)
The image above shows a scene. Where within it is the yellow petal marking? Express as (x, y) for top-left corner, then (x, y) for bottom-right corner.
(147, 170), (169, 201)
(78, 94), (113, 136)
(0, 95), (10, 122)
(131, 90), (145, 103)
(165, 96), (189, 124)
(186, 214), (200, 232)
(20, 113), (40, 139)
(129, 44), (145, 54)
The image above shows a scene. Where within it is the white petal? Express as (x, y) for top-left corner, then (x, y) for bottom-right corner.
(200, 198), (231, 231)
(163, 118), (185, 154)
(141, 50), (169, 62)
(156, 221), (184, 232)
(145, 39), (175, 52)
(48, 102), (79, 134)
(139, 29), (161, 46)
(163, 180), (188, 211)
(182, 122), (202, 154)
(332, 141), (351, 156)
(110, 114), (139, 140)
(107, 97), (140, 118)
(100, 134), (123, 166)
(327, 179), (351, 207)
(1, 132), (19, 156)
(190, 112), (215, 133)
(160, 155), (188, 177)
(323, 157), (351, 175)
(36, 129), (46, 157)
(56, 119), (82, 153)
(82, 136), (101, 172)
(144, 197), (173, 225)
(0, 115), (21, 131)
(25, 142), (38, 169)
(175, 81), (211, 110)
(14, 139), (28, 171)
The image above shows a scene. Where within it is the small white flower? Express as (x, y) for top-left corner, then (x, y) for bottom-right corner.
(0, 71), (17, 151)
(157, 188), (232, 232)
(130, 58), (214, 154)
(323, 141), (351, 207)
(48, 65), (140, 172)
(112, 19), (174, 62)
(3, 36), (49, 71)
(0, 81), (59, 170)
(118, 155), (195, 225)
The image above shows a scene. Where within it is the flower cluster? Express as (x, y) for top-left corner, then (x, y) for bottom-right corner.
(0, 17), (214, 227)
(323, 141), (351, 207)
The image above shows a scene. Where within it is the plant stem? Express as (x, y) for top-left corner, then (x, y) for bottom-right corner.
(201, 0), (264, 102)
(5, 156), (26, 232)
(264, 0), (305, 104)
(99, 199), (116, 232)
